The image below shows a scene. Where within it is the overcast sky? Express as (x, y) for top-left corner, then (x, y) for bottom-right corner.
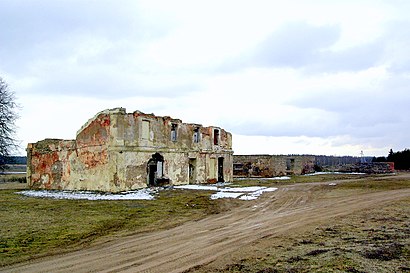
(1, 0), (409, 157)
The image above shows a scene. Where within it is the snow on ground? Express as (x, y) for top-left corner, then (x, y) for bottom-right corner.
(173, 185), (218, 191)
(175, 184), (278, 200)
(210, 191), (245, 199)
(238, 187), (278, 201)
(265, 176), (291, 180)
(18, 189), (157, 200)
(18, 184), (278, 201)
(220, 186), (266, 192)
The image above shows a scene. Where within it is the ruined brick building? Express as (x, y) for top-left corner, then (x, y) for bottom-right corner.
(233, 154), (394, 177)
(27, 108), (233, 192)
(233, 155), (315, 177)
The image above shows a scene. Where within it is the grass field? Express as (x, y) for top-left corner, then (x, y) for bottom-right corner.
(232, 173), (371, 187)
(0, 173), (26, 184)
(190, 177), (410, 273)
(1, 173), (409, 271)
(0, 184), (239, 267)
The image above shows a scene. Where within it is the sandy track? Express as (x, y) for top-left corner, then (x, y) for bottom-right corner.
(4, 177), (410, 273)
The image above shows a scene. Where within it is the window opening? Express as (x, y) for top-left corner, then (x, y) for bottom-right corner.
(213, 129), (219, 145)
(193, 127), (200, 143)
(171, 123), (177, 141)
(141, 120), (150, 140)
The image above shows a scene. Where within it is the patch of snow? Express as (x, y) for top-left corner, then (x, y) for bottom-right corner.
(18, 184), (279, 201)
(17, 189), (156, 200)
(240, 195), (259, 200)
(266, 176), (291, 180)
(174, 185), (218, 191)
(177, 185), (278, 201)
(181, 185), (280, 201)
(239, 187), (278, 200)
(220, 186), (266, 192)
(261, 187), (279, 193)
(210, 191), (245, 199)
(215, 182), (233, 187)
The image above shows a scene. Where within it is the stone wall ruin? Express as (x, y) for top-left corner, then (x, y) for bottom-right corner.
(27, 108), (233, 192)
(233, 154), (315, 177)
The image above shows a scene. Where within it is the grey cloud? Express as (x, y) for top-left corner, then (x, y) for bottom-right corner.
(0, 0), (143, 42)
(284, 81), (410, 141)
(314, 42), (384, 72)
(0, 0), (182, 98)
(382, 20), (410, 73)
(0, 0), (168, 74)
(24, 69), (200, 99)
(227, 72), (410, 141)
(225, 113), (341, 139)
(219, 22), (386, 73)
(249, 22), (341, 68)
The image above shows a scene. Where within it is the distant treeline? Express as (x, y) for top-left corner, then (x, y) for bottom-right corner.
(0, 156), (27, 165)
(315, 155), (373, 166)
(372, 149), (410, 170)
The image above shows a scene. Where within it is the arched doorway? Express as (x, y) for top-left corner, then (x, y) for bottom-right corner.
(147, 153), (164, 186)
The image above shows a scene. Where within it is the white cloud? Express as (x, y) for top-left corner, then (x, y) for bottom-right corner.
(1, 0), (409, 157)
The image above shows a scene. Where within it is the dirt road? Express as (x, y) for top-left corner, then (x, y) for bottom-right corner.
(4, 176), (410, 273)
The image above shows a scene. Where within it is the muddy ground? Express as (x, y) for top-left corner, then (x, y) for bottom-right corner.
(3, 174), (410, 273)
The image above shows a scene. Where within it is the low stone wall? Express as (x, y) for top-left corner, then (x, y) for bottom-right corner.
(338, 162), (395, 174)
(234, 155), (315, 177)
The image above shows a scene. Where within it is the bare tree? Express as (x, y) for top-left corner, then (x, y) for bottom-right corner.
(0, 77), (19, 168)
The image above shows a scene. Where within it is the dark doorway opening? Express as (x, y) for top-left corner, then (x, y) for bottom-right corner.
(147, 153), (164, 186)
(218, 157), (224, 182)
(189, 158), (196, 184)
(286, 158), (295, 171)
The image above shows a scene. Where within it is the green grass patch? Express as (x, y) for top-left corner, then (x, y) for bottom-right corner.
(2, 174), (407, 268)
(0, 173), (26, 183)
(0, 188), (236, 267)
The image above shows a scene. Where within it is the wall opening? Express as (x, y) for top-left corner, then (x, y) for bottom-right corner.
(193, 127), (200, 143)
(147, 152), (164, 186)
(213, 129), (219, 145)
(171, 123), (177, 142)
(218, 157), (224, 182)
(286, 158), (295, 171)
(189, 158), (196, 184)
(141, 120), (150, 140)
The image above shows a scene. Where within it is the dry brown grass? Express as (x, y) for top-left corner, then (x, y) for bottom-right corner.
(190, 176), (410, 273)
(0, 185), (239, 267)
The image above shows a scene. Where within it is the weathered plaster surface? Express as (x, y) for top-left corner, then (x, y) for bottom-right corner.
(27, 108), (233, 192)
(233, 155), (315, 177)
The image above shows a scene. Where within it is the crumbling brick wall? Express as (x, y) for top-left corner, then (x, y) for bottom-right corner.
(27, 108), (234, 192)
(234, 155), (315, 177)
